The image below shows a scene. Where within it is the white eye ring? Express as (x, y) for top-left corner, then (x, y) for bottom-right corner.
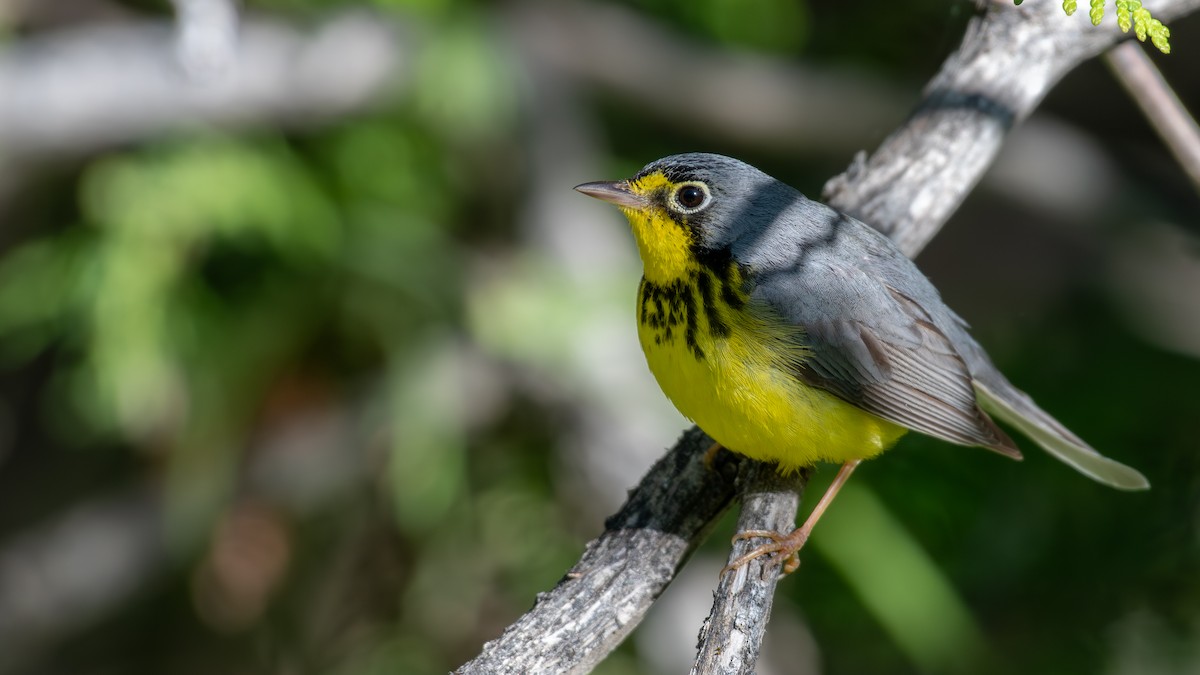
(668, 181), (712, 214)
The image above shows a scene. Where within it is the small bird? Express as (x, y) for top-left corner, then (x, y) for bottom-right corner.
(576, 153), (1148, 573)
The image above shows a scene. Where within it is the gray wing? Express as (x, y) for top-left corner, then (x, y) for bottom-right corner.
(750, 250), (1021, 458)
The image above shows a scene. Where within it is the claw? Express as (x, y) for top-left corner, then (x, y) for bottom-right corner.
(718, 459), (863, 580)
(702, 442), (723, 470)
(720, 527), (809, 576)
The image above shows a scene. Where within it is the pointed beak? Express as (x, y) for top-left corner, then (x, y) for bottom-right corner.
(574, 180), (647, 209)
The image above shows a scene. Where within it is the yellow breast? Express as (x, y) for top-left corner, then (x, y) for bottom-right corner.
(636, 272), (905, 472)
(618, 169), (904, 470)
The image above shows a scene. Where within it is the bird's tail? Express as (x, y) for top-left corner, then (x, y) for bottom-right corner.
(972, 376), (1149, 490)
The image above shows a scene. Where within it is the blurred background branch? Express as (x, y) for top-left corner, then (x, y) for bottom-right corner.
(0, 10), (400, 162)
(169, 0), (240, 80)
(1105, 39), (1200, 195)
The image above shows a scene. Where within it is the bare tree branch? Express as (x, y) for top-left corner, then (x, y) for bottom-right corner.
(457, 428), (743, 675)
(1104, 40), (1200, 196)
(690, 463), (807, 675)
(823, 0), (1200, 258)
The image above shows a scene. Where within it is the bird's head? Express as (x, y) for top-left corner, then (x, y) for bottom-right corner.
(575, 153), (784, 282)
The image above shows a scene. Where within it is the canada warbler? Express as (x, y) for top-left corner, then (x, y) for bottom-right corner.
(576, 153), (1148, 572)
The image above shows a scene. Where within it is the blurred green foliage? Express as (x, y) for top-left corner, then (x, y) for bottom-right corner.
(0, 0), (1198, 674)
(633, 0), (810, 53)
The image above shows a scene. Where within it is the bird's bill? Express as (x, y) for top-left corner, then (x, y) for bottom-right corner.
(574, 180), (647, 209)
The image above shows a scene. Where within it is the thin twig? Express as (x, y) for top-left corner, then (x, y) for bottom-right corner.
(690, 462), (808, 675)
(1104, 39), (1200, 197)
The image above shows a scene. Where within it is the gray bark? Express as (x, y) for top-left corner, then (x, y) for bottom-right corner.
(457, 428), (741, 675)
(822, 0), (1200, 258)
(689, 463), (807, 675)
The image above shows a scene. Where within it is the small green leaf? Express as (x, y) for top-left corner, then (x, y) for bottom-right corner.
(1133, 7), (1151, 40)
(1089, 0), (1105, 26)
(1116, 0), (1133, 32)
(1150, 20), (1171, 53)
(1063, 0), (1077, 16)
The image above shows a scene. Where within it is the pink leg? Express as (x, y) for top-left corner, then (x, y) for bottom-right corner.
(723, 459), (861, 576)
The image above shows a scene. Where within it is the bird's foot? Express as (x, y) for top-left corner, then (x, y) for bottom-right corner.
(701, 441), (723, 470)
(721, 526), (811, 576)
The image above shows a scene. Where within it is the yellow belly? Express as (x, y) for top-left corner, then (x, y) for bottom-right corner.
(638, 296), (906, 472)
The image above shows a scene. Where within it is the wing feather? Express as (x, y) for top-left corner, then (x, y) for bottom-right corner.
(753, 265), (1020, 458)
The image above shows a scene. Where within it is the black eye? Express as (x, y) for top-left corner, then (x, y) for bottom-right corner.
(677, 185), (704, 208)
(674, 183), (708, 210)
